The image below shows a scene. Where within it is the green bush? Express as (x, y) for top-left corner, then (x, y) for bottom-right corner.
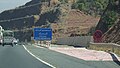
(72, 0), (109, 15)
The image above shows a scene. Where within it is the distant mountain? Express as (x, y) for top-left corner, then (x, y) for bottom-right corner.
(0, 0), (41, 20)
(0, 0), (60, 41)
(0, 0), (31, 13)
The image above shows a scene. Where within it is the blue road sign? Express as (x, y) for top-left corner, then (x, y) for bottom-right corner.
(34, 28), (52, 40)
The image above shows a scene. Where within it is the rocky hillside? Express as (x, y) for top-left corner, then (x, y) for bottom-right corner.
(0, 0), (99, 42)
(52, 9), (99, 42)
(96, 0), (119, 33)
(102, 19), (120, 44)
(0, 0), (61, 41)
(103, 0), (120, 44)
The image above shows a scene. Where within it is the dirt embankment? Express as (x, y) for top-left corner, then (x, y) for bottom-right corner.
(52, 10), (100, 41)
(102, 19), (120, 44)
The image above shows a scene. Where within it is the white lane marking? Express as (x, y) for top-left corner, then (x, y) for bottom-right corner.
(23, 45), (56, 68)
(110, 52), (120, 61)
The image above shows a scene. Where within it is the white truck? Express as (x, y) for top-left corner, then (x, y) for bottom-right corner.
(0, 26), (4, 45)
(2, 30), (17, 47)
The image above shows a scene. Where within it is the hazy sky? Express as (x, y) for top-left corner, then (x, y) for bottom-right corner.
(0, 0), (31, 13)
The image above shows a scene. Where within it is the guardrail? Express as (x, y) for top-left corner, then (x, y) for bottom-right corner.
(89, 42), (120, 56)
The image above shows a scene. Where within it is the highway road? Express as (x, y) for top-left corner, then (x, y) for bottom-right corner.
(0, 44), (120, 68)
(0, 45), (51, 68)
(25, 44), (120, 68)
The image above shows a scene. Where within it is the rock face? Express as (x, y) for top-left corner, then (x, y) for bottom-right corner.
(96, 0), (120, 33)
(97, 0), (120, 44)
(102, 19), (120, 44)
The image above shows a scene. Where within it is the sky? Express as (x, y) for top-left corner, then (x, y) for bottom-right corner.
(0, 0), (31, 13)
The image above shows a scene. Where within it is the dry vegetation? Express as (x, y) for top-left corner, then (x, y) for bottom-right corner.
(51, 9), (100, 42)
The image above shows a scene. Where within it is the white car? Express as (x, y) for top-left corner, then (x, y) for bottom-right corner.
(13, 38), (18, 45)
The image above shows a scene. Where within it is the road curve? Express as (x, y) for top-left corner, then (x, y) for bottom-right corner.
(0, 45), (51, 68)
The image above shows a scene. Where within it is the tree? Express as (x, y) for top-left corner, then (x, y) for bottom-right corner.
(96, 0), (119, 33)
(72, 0), (109, 15)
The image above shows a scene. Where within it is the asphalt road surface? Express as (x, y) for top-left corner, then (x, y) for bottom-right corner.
(0, 45), (51, 68)
(25, 44), (120, 68)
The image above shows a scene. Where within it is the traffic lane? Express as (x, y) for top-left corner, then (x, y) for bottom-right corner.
(25, 45), (95, 68)
(26, 45), (120, 68)
(0, 45), (51, 68)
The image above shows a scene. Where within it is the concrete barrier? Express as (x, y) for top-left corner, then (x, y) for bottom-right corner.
(56, 36), (93, 47)
(89, 42), (120, 56)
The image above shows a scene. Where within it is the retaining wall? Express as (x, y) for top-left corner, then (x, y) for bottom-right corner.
(89, 42), (120, 56)
(56, 36), (93, 47)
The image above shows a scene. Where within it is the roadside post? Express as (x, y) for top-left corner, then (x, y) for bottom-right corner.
(25, 39), (27, 44)
(46, 41), (51, 47)
(33, 28), (52, 48)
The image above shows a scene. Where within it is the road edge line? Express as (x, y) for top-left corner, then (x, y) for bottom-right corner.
(23, 45), (56, 68)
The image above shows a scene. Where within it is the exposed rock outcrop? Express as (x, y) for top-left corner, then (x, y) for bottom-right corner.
(96, 0), (120, 44)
